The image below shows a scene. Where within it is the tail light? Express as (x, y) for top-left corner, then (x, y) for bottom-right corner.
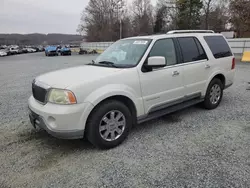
(231, 57), (235, 70)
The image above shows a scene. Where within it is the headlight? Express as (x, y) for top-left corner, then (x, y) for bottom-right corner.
(48, 89), (77, 105)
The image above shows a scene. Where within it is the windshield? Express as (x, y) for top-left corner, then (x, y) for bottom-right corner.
(94, 39), (151, 68)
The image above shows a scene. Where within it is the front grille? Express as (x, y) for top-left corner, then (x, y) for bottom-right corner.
(32, 83), (48, 104)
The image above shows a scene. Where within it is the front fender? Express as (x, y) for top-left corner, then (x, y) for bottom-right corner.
(84, 84), (144, 117)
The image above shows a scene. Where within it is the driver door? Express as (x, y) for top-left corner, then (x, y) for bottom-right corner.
(138, 38), (185, 114)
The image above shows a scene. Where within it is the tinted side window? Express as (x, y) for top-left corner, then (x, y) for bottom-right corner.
(149, 39), (177, 66)
(178, 37), (201, 63)
(204, 36), (232, 59)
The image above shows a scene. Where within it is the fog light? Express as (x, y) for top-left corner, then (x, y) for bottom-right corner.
(47, 116), (56, 128)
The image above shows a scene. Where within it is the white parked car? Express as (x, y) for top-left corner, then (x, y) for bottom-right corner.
(29, 30), (235, 148)
(0, 50), (7, 57)
(9, 47), (19, 55)
(26, 48), (36, 53)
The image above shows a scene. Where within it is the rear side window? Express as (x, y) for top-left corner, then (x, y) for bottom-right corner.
(178, 37), (207, 63)
(204, 36), (232, 59)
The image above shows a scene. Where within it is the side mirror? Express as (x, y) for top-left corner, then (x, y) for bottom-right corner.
(147, 56), (166, 68)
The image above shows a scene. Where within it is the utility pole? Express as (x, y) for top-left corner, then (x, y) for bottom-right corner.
(119, 7), (124, 39)
(120, 19), (122, 39)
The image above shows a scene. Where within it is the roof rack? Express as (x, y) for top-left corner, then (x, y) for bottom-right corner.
(167, 30), (215, 34)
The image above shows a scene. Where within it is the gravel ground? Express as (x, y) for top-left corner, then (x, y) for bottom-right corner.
(0, 53), (250, 188)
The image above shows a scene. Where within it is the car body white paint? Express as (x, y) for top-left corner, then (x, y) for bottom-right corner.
(28, 32), (235, 137)
(0, 50), (7, 57)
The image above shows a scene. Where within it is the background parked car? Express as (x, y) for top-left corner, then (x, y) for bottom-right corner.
(38, 46), (45, 52)
(87, 49), (97, 54)
(79, 48), (88, 54)
(9, 47), (19, 55)
(0, 50), (7, 57)
(45, 46), (58, 56)
(3, 49), (11, 56)
(0, 45), (7, 49)
(21, 48), (28, 53)
(26, 48), (36, 53)
(60, 46), (71, 56)
(56, 46), (62, 53)
(32, 47), (40, 52)
(79, 48), (98, 54)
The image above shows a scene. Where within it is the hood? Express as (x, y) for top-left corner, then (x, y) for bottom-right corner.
(36, 65), (123, 89)
(61, 47), (70, 51)
(46, 46), (57, 51)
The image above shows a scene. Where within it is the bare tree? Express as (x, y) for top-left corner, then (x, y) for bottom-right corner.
(154, 0), (178, 32)
(131, 0), (154, 35)
(230, 0), (250, 37)
(200, 0), (229, 31)
(78, 0), (127, 42)
(176, 0), (203, 29)
(203, 0), (214, 29)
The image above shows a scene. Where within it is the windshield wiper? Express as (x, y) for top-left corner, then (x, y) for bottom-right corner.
(87, 60), (96, 65)
(98, 61), (118, 68)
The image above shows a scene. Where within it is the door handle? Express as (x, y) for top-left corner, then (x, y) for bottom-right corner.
(205, 64), (211, 69)
(172, 71), (180, 76)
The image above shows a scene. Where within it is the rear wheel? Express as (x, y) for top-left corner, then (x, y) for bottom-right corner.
(86, 100), (132, 149)
(203, 78), (223, 109)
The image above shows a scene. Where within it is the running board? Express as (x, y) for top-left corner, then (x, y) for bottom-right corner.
(137, 98), (204, 124)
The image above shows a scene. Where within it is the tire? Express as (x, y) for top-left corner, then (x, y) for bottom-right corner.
(203, 78), (223, 110)
(86, 100), (132, 149)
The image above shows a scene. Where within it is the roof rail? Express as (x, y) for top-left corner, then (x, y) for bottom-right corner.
(167, 30), (215, 34)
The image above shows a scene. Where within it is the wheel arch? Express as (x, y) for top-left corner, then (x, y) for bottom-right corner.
(213, 74), (226, 89)
(205, 72), (226, 95)
(87, 95), (138, 127)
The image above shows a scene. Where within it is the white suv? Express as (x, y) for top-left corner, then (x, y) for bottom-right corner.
(28, 30), (235, 148)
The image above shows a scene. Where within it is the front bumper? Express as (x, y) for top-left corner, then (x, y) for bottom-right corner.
(61, 51), (71, 54)
(47, 51), (58, 56)
(28, 96), (94, 139)
(29, 110), (84, 139)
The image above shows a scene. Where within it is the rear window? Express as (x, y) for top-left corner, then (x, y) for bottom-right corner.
(204, 36), (232, 59)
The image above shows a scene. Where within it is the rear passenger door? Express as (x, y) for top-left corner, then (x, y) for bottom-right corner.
(177, 37), (208, 98)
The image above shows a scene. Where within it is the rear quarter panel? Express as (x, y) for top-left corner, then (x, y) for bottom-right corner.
(197, 34), (235, 95)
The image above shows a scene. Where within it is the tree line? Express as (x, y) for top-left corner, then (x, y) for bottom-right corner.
(78, 0), (250, 42)
(0, 34), (83, 46)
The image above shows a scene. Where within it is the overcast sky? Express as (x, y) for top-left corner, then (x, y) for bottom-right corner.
(1, 0), (157, 34)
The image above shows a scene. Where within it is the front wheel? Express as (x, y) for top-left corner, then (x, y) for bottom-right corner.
(86, 100), (132, 149)
(203, 78), (223, 110)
